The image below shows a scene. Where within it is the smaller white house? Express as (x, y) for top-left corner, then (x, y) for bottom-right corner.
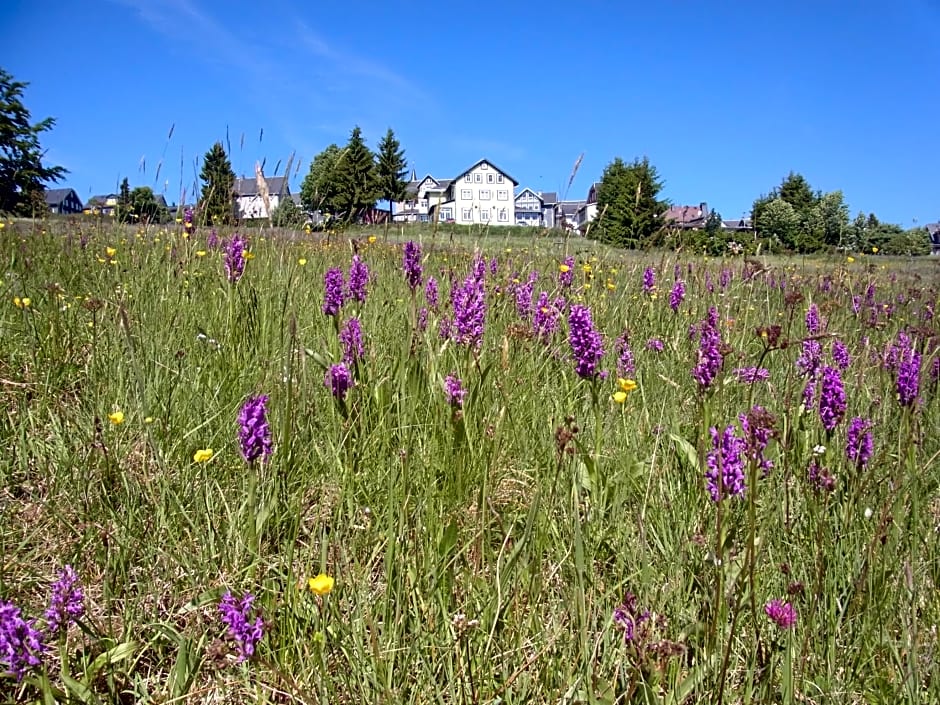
(514, 188), (558, 227)
(235, 176), (289, 220)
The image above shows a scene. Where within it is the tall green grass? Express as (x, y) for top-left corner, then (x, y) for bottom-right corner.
(1, 217), (938, 703)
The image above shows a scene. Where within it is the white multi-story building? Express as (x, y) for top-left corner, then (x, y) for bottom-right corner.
(393, 159), (518, 226)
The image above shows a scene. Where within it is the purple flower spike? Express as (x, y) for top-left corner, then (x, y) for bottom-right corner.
(451, 270), (486, 348)
(238, 395), (273, 463)
(45, 565), (84, 637)
(326, 363), (354, 401)
(669, 280), (685, 312)
(642, 267), (655, 295)
(339, 318), (364, 365)
(832, 339), (851, 370)
(323, 268), (345, 317)
(705, 425), (746, 502)
(0, 601), (45, 681)
(403, 241), (423, 291)
(764, 599), (797, 629)
(805, 304), (820, 335)
(568, 304), (605, 379)
(219, 592), (264, 663)
(846, 417), (873, 469)
(444, 374), (466, 408)
(818, 366), (846, 432)
(692, 307), (724, 392)
(425, 277), (439, 309)
(225, 233), (247, 283)
(347, 255), (369, 304)
(897, 345), (921, 408)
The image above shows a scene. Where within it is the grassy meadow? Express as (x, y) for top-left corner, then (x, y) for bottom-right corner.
(1, 217), (939, 703)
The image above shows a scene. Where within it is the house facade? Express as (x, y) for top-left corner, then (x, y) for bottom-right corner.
(927, 223), (940, 255)
(394, 159), (518, 226)
(235, 176), (288, 220)
(514, 188), (558, 227)
(45, 188), (83, 215)
(84, 194), (119, 216)
(395, 175), (454, 222)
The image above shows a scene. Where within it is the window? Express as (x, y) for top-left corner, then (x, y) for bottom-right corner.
(474, 173), (482, 183)
(465, 174), (471, 182)
(498, 209), (508, 222)
(497, 174), (504, 183)
(480, 189), (491, 200)
(462, 208), (472, 220)
(461, 189), (472, 200)
(481, 210), (490, 221)
(481, 162), (488, 169)
(487, 173), (494, 183)
(497, 190), (509, 201)
(441, 208), (453, 221)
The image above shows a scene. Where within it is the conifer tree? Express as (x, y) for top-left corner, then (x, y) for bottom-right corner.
(199, 142), (236, 226)
(593, 157), (668, 248)
(376, 128), (408, 235)
(333, 126), (378, 223)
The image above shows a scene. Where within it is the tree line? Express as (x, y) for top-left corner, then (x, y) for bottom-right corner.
(590, 158), (932, 256)
(0, 66), (932, 254)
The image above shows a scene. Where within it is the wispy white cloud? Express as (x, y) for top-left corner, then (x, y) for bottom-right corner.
(111, 0), (437, 167)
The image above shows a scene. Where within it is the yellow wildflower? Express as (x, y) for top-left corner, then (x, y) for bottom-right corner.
(582, 264), (592, 274)
(368, 235), (377, 244)
(193, 448), (214, 463)
(617, 378), (638, 394)
(105, 247), (117, 258)
(611, 391), (627, 404)
(144, 416), (154, 424)
(196, 250), (206, 257)
(871, 246), (878, 253)
(21, 297), (31, 307)
(298, 258), (307, 266)
(244, 251), (255, 260)
(13, 296), (22, 308)
(558, 264), (570, 274)
(307, 573), (335, 596)
(846, 256), (855, 263)
(108, 411), (125, 425)
(606, 281), (616, 290)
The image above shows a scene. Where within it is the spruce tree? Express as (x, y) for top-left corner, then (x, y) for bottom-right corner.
(375, 128), (408, 235)
(333, 126), (378, 223)
(199, 142), (236, 226)
(593, 157), (668, 248)
(117, 177), (131, 222)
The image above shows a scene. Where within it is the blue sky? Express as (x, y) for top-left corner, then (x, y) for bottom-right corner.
(3, 0), (939, 225)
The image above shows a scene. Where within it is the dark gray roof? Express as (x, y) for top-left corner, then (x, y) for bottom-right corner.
(541, 191), (558, 205)
(44, 188), (79, 206)
(451, 159), (518, 186)
(234, 176), (289, 197)
(722, 218), (753, 231)
(557, 201), (586, 216)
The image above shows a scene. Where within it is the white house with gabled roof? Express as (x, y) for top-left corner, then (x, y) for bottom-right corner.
(433, 159), (518, 226)
(393, 160), (518, 225)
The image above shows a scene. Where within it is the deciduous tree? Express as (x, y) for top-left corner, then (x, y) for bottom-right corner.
(301, 144), (344, 219)
(0, 68), (67, 214)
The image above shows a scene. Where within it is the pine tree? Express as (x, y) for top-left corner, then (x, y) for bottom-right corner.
(333, 126), (378, 223)
(593, 157), (668, 248)
(199, 142), (236, 226)
(0, 69), (66, 214)
(117, 177), (131, 222)
(375, 128), (408, 235)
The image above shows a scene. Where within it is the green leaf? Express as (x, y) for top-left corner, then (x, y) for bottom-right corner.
(86, 640), (140, 679)
(670, 433), (700, 472)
